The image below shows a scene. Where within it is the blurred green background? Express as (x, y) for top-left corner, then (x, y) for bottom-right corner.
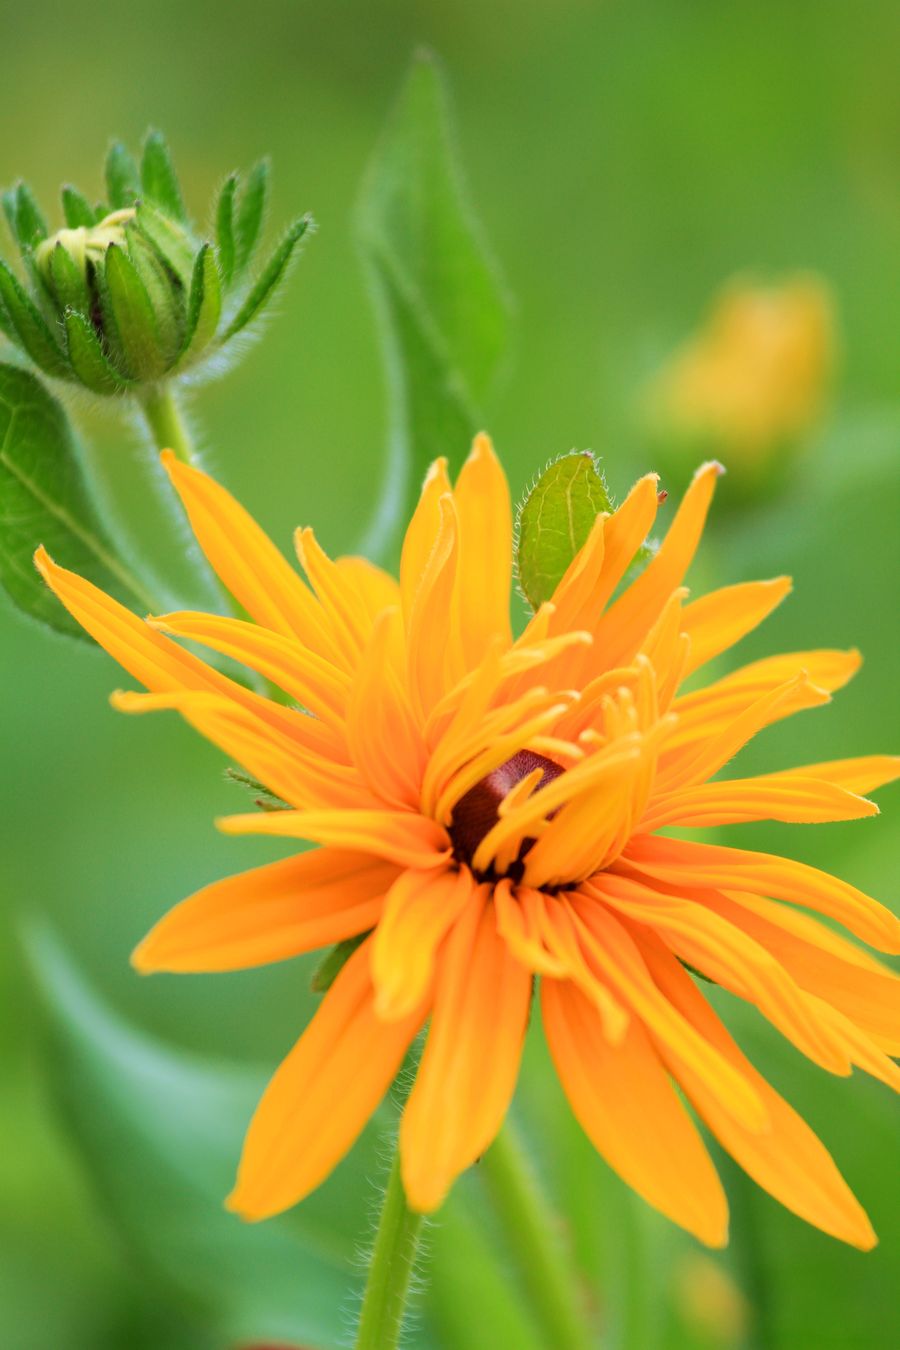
(1, 1), (898, 1347)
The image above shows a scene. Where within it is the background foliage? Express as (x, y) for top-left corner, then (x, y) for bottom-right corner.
(1, 1), (898, 1347)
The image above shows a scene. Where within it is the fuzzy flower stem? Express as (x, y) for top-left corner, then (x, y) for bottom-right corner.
(137, 383), (197, 465)
(481, 1122), (596, 1350)
(355, 1148), (425, 1350)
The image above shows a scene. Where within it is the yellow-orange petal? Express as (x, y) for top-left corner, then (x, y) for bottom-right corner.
(568, 897), (769, 1130)
(151, 610), (352, 727)
(667, 648), (861, 756)
(132, 849), (397, 973)
(406, 494), (464, 721)
(334, 554), (401, 622)
(111, 688), (372, 811)
(642, 939), (876, 1249)
(589, 874), (852, 1075)
(34, 549), (348, 776)
(453, 433), (514, 666)
(227, 939), (425, 1220)
(372, 866), (475, 1020)
(494, 880), (568, 976)
(545, 513), (607, 636)
(589, 472), (662, 615)
(591, 461), (723, 672)
(401, 893), (532, 1212)
(35, 547), (226, 697)
(680, 577), (792, 677)
(294, 527), (377, 667)
(217, 807), (451, 869)
(643, 774), (879, 831)
(765, 755), (900, 795)
(704, 890), (900, 1053)
(656, 674), (830, 796)
(542, 976), (729, 1247)
(160, 451), (341, 663)
(400, 456), (452, 622)
(347, 608), (425, 809)
(622, 835), (900, 954)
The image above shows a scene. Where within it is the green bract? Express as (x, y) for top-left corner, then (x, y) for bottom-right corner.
(0, 130), (311, 395)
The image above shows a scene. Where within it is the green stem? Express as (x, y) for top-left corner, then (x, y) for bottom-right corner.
(481, 1122), (596, 1350)
(355, 1149), (424, 1350)
(137, 383), (197, 464)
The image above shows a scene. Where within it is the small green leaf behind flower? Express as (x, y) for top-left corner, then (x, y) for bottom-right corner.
(1, 130), (311, 396)
(516, 451), (656, 611)
(516, 452), (615, 610)
(0, 363), (155, 637)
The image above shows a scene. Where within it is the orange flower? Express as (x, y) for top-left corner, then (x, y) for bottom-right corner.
(35, 437), (900, 1249)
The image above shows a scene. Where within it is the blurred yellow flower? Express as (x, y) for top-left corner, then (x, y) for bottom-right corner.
(35, 436), (899, 1249)
(674, 1253), (748, 1347)
(647, 276), (835, 486)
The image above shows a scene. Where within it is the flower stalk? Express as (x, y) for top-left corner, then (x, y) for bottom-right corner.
(138, 383), (197, 465)
(481, 1123), (596, 1350)
(355, 1148), (425, 1350)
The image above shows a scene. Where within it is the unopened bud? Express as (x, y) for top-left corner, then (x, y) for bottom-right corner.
(1, 132), (311, 396)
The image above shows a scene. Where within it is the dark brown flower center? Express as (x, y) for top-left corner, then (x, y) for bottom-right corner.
(449, 749), (564, 881)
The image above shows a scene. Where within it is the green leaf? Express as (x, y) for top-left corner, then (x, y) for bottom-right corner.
(64, 310), (132, 395)
(22, 924), (547, 1350)
(48, 242), (91, 315)
(102, 244), (166, 379)
(105, 141), (141, 210)
(356, 52), (510, 556)
(178, 243), (222, 364)
(233, 158), (269, 277)
(140, 129), (187, 223)
(516, 452), (615, 609)
(215, 172), (238, 286)
(0, 364), (153, 634)
(221, 215), (310, 340)
(61, 184), (97, 229)
(133, 200), (195, 288)
(0, 261), (71, 379)
(23, 923), (365, 1349)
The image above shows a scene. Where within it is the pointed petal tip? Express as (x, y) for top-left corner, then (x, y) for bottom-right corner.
(701, 1215), (730, 1250)
(109, 688), (142, 713)
(845, 1212), (878, 1252)
(423, 455), (449, 487)
(223, 1187), (260, 1222)
(33, 544), (52, 577)
(372, 987), (416, 1023)
(469, 430), (497, 462)
(129, 939), (157, 975)
(400, 1165), (447, 1216)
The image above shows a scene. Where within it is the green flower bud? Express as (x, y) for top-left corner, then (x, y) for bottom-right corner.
(1, 131), (312, 396)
